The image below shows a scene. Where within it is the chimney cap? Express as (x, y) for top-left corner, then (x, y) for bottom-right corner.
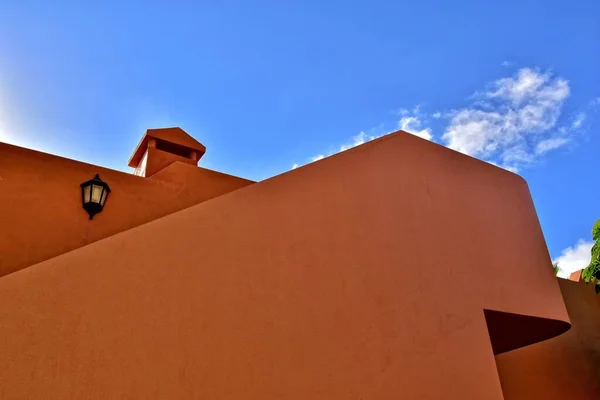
(128, 127), (206, 168)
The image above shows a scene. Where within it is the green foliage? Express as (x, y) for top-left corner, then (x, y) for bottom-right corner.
(581, 219), (600, 293)
(553, 262), (560, 275)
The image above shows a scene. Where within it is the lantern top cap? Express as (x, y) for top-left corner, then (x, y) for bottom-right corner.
(127, 127), (206, 168)
(80, 174), (111, 192)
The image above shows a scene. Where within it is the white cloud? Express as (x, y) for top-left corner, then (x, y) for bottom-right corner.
(442, 68), (571, 171)
(290, 67), (594, 173)
(398, 116), (433, 140)
(571, 112), (585, 129)
(501, 61), (513, 67)
(290, 129), (388, 170)
(340, 131), (375, 152)
(554, 239), (593, 278)
(535, 137), (570, 155)
(291, 106), (433, 169)
(487, 68), (568, 105)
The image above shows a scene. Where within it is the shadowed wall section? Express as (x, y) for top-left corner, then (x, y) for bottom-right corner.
(484, 309), (570, 355)
(496, 279), (600, 399)
(0, 131), (570, 398)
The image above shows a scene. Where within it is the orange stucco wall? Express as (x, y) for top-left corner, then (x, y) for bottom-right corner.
(0, 142), (253, 277)
(0, 131), (572, 398)
(496, 279), (600, 399)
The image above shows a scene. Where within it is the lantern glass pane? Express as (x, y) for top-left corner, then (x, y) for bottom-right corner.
(83, 185), (92, 203)
(91, 185), (103, 204)
(100, 190), (108, 206)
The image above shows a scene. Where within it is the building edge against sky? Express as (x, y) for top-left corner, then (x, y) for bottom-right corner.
(0, 128), (599, 398)
(0, 127), (254, 277)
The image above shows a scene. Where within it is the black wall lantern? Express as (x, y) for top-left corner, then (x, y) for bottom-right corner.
(80, 174), (111, 220)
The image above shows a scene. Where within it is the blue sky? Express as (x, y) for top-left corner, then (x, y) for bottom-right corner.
(1, 1), (598, 275)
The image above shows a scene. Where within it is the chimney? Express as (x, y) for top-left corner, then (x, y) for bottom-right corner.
(128, 127), (206, 177)
(568, 269), (582, 282)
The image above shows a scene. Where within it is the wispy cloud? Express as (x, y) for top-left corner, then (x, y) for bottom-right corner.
(289, 131), (384, 169)
(339, 131), (377, 152)
(290, 107), (434, 169)
(571, 112), (585, 129)
(396, 105), (433, 140)
(291, 67), (596, 173)
(554, 239), (593, 278)
(501, 60), (513, 67)
(442, 68), (571, 171)
(535, 137), (570, 155)
(398, 115), (432, 140)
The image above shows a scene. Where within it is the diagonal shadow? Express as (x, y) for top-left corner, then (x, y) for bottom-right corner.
(484, 309), (571, 355)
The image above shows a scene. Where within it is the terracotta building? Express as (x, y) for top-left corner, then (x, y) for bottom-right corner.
(0, 128), (598, 399)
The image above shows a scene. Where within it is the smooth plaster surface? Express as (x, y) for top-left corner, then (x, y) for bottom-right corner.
(496, 279), (600, 399)
(0, 131), (571, 399)
(0, 142), (253, 277)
